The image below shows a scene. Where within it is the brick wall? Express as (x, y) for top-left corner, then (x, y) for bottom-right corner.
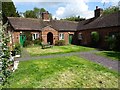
(12, 30), (41, 44)
(42, 12), (50, 21)
(58, 32), (75, 45)
(42, 26), (58, 44)
(76, 26), (120, 49)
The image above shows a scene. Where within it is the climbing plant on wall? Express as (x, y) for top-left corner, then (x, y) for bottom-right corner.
(91, 31), (100, 47)
(0, 20), (13, 86)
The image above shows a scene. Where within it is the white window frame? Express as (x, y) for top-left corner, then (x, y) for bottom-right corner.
(78, 33), (82, 40)
(32, 33), (39, 40)
(59, 33), (64, 40)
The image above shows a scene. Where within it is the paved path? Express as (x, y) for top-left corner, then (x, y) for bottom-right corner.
(79, 52), (119, 72)
(17, 51), (82, 61)
(16, 50), (119, 72)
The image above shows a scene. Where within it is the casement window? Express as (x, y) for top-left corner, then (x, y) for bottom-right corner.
(59, 33), (64, 40)
(78, 33), (82, 40)
(32, 33), (39, 40)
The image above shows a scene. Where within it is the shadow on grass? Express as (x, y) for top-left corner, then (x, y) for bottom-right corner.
(102, 51), (120, 60)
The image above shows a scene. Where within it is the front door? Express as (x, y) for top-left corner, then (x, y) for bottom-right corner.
(20, 34), (26, 47)
(69, 34), (73, 44)
(47, 32), (53, 45)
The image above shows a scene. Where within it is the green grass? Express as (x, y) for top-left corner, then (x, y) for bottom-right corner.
(25, 45), (95, 56)
(95, 51), (120, 61)
(3, 56), (119, 88)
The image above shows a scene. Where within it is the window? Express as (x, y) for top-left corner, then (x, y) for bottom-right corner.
(109, 32), (118, 39)
(78, 33), (82, 40)
(59, 33), (64, 40)
(32, 33), (39, 40)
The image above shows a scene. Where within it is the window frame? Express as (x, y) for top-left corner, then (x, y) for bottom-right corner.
(32, 33), (39, 40)
(78, 33), (83, 40)
(59, 33), (64, 40)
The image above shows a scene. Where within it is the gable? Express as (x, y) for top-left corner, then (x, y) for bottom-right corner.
(42, 26), (57, 32)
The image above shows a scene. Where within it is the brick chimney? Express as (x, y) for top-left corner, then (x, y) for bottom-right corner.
(41, 11), (50, 21)
(94, 6), (103, 17)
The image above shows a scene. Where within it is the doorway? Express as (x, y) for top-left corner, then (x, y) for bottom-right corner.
(47, 32), (53, 45)
(69, 34), (73, 44)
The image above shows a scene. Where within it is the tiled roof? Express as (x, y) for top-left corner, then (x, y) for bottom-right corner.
(8, 17), (78, 31)
(43, 20), (78, 31)
(77, 11), (120, 30)
(8, 17), (42, 31)
(8, 11), (120, 31)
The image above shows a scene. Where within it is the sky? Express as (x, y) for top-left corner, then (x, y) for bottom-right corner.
(12, 0), (119, 19)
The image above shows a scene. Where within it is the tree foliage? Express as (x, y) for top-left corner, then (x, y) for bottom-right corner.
(103, 6), (120, 15)
(61, 16), (85, 21)
(23, 7), (46, 18)
(2, 0), (19, 17)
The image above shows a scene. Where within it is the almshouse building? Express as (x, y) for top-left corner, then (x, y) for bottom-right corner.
(6, 6), (120, 49)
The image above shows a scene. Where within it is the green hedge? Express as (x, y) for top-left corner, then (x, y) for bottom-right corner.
(33, 38), (42, 45)
(55, 40), (65, 46)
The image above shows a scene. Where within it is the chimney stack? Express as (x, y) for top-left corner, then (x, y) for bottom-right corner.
(41, 11), (50, 21)
(94, 6), (103, 18)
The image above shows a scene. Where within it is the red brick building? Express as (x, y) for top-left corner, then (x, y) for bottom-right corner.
(76, 7), (120, 49)
(7, 11), (78, 45)
(7, 7), (120, 49)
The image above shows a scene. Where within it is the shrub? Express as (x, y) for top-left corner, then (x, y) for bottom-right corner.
(115, 33), (120, 51)
(23, 32), (33, 47)
(14, 43), (21, 55)
(33, 38), (42, 45)
(105, 36), (116, 50)
(91, 31), (99, 47)
(106, 33), (120, 51)
(55, 40), (65, 46)
(24, 40), (33, 47)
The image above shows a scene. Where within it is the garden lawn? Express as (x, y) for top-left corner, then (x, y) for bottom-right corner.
(95, 51), (120, 61)
(3, 56), (119, 88)
(25, 45), (95, 56)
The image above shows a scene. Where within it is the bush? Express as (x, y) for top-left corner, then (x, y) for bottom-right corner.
(91, 31), (99, 47)
(115, 33), (120, 51)
(55, 40), (65, 46)
(105, 36), (116, 50)
(24, 40), (33, 47)
(23, 32), (32, 47)
(106, 33), (120, 51)
(33, 38), (42, 45)
(14, 43), (21, 55)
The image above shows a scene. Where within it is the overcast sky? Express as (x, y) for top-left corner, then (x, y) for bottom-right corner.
(12, 0), (119, 19)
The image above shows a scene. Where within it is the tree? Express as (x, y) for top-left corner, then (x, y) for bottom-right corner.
(40, 8), (46, 14)
(16, 11), (20, 17)
(103, 6), (119, 15)
(23, 7), (46, 18)
(34, 7), (40, 18)
(23, 10), (37, 18)
(61, 16), (85, 21)
(2, 0), (19, 17)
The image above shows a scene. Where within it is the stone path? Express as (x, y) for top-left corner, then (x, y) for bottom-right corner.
(16, 49), (119, 72)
